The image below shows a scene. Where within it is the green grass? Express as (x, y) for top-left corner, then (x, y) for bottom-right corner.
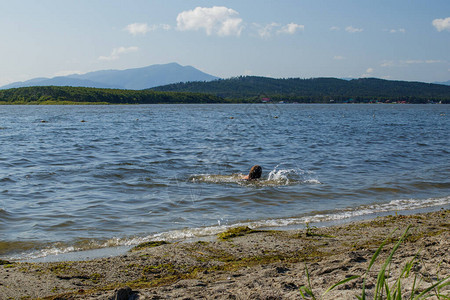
(299, 225), (450, 299)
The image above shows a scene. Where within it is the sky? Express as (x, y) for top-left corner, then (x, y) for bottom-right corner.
(1, 0), (449, 86)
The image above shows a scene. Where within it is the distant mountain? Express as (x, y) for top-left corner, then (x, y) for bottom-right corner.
(434, 80), (450, 86)
(0, 63), (219, 90)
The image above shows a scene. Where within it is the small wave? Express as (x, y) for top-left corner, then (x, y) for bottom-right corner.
(251, 195), (450, 227)
(3, 238), (125, 261)
(0, 177), (16, 183)
(5, 195), (448, 261)
(117, 196), (450, 246)
(0, 208), (11, 221)
(112, 195), (450, 246)
(125, 195), (450, 244)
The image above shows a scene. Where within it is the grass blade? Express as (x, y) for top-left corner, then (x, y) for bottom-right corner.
(360, 227), (399, 300)
(323, 275), (360, 296)
(410, 274), (418, 300)
(390, 252), (418, 297)
(396, 278), (402, 300)
(299, 263), (317, 300)
(374, 225), (411, 299)
(413, 275), (450, 299)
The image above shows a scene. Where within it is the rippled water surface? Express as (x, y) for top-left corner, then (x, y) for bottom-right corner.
(0, 104), (449, 259)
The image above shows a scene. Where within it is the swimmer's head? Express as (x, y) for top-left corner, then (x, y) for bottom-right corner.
(248, 165), (262, 180)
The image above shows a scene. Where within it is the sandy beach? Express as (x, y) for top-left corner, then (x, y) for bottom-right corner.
(0, 209), (448, 299)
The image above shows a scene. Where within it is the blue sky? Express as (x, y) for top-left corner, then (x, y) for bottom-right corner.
(1, 0), (449, 86)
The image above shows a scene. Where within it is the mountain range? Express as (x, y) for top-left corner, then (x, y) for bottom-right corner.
(0, 63), (219, 90)
(435, 80), (450, 86)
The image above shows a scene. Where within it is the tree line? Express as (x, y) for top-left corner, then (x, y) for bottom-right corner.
(0, 86), (224, 104)
(0, 77), (449, 104)
(152, 76), (450, 104)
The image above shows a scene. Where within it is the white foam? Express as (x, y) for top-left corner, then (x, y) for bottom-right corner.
(132, 195), (450, 243)
(190, 174), (242, 184)
(123, 195), (450, 244)
(8, 195), (449, 261)
(8, 246), (77, 261)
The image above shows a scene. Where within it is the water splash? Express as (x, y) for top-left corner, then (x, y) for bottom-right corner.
(189, 174), (242, 184)
(266, 165), (320, 185)
(189, 165), (320, 186)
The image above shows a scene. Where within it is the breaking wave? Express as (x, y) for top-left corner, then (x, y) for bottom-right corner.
(5, 195), (448, 261)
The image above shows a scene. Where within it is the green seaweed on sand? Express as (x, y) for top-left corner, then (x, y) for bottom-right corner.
(130, 241), (170, 252)
(305, 223), (336, 238)
(0, 259), (11, 265)
(217, 226), (254, 240)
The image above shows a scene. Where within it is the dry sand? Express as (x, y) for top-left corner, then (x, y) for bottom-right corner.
(0, 209), (448, 299)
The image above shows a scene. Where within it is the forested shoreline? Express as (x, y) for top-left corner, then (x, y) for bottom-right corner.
(1, 76), (449, 104)
(0, 86), (224, 105)
(152, 76), (450, 104)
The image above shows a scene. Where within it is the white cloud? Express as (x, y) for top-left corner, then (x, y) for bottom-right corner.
(345, 26), (363, 33)
(98, 46), (139, 61)
(402, 60), (444, 65)
(256, 22), (304, 38)
(403, 60), (423, 64)
(125, 23), (153, 35)
(124, 23), (171, 35)
(176, 6), (243, 37)
(432, 17), (450, 32)
(333, 55), (345, 60)
(383, 59), (445, 67)
(256, 22), (280, 39)
(380, 60), (395, 67)
(388, 28), (406, 33)
(330, 26), (340, 31)
(362, 67), (374, 77)
(160, 24), (171, 31)
(277, 23), (304, 35)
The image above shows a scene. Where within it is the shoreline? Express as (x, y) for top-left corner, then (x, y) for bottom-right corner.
(7, 203), (448, 264)
(3, 203), (448, 264)
(1, 209), (448, 299)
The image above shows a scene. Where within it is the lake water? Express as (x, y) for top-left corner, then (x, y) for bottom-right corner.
(0, 104), (449, 260)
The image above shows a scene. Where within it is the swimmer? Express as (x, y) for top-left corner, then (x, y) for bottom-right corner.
(242, 165), (262, 180)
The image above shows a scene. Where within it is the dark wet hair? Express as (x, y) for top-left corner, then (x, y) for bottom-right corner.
(248, 165), (262, 180)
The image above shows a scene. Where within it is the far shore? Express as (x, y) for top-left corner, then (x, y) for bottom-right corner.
(1, 101), (449, 105)
(1, 209), (449, 299)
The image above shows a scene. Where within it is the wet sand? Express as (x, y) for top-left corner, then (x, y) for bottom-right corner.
(0, 209), (448, 299)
